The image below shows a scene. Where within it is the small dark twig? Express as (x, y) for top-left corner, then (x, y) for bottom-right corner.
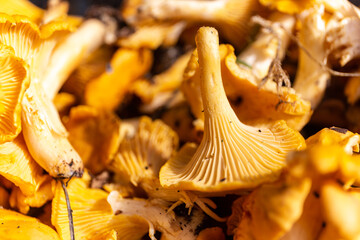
(61, 180), (75, 240)
(65, 172), (76, 187)
(252, 16), (291, 93)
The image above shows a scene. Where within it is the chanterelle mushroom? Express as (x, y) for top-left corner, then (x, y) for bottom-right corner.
(159, 27), (305, 192)
(0, 14), (83, 178)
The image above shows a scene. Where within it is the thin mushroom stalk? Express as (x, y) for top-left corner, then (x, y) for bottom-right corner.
(160, 27), (305, 192)
(41, 19), (106, 99)
(131, 0), (258, 49)
(21, 83), (83, 178)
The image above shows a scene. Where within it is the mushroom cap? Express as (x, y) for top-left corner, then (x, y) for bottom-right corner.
(0, 44), (29, 143)
(319, 181), (360, 240)
(305, 127), (360, 154)
(0, 13), (75, 82)
(0, 0), (44, 24)
(107, 116), (179, 186)
(160, 27), (305, 192)
(65, 105), (122, 174)
(51, 171), (158, 240)
(232, 176), (311, 240)
(0, 134), (46, 197)
(0, 208), (60, 240)
(9, 175), (54, 214)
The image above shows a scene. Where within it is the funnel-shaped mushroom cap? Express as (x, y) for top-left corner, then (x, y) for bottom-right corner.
(0, 13), (75, 72)
(0, 208), (60, 240)
(160, 27), (305, 192)
(0, 134), (46, 197)
(9, 175), (54, 214)
(107, 116), (179, 186)
(0, 45), (29, 143)
(52, 172), (163, 240)
(65, 105), (122, 174)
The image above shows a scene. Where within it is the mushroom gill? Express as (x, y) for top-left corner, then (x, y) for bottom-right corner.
(160, 27), (305, 192)
(0, 45), (29, 143)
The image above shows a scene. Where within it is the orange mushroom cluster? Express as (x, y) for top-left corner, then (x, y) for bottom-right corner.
(1, 0), (360, 240)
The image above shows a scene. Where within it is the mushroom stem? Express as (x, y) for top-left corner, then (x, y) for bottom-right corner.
(41, 19), (106, 99)
(138, 0), (224, 22)
(196, 27), (228, 115)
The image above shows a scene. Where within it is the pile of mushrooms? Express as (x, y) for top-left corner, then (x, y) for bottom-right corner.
(1, 0), (360, 239)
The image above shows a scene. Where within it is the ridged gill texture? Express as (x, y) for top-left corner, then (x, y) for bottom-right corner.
(0, 45), (28, 143)
(160, 27), (305, 192)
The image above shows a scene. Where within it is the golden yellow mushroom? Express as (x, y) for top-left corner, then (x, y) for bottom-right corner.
(0, 14), (83, 178)
(0, 0), (44, 24)
(107, 116), (178, 186)
(160, 27), (305, 192)
(306, 127), (360, 154)
(65, 105), (122, 174)
(84, 47), (153, 111)
(52, 172), (162, 240)
(231, 175), (311, 240)
(0, 134), (47, 197)
(319, 181), (360, 240)
(9, 175), (54, 214)
(0, 208), (60, 240)
(0, 45), (29, 143)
